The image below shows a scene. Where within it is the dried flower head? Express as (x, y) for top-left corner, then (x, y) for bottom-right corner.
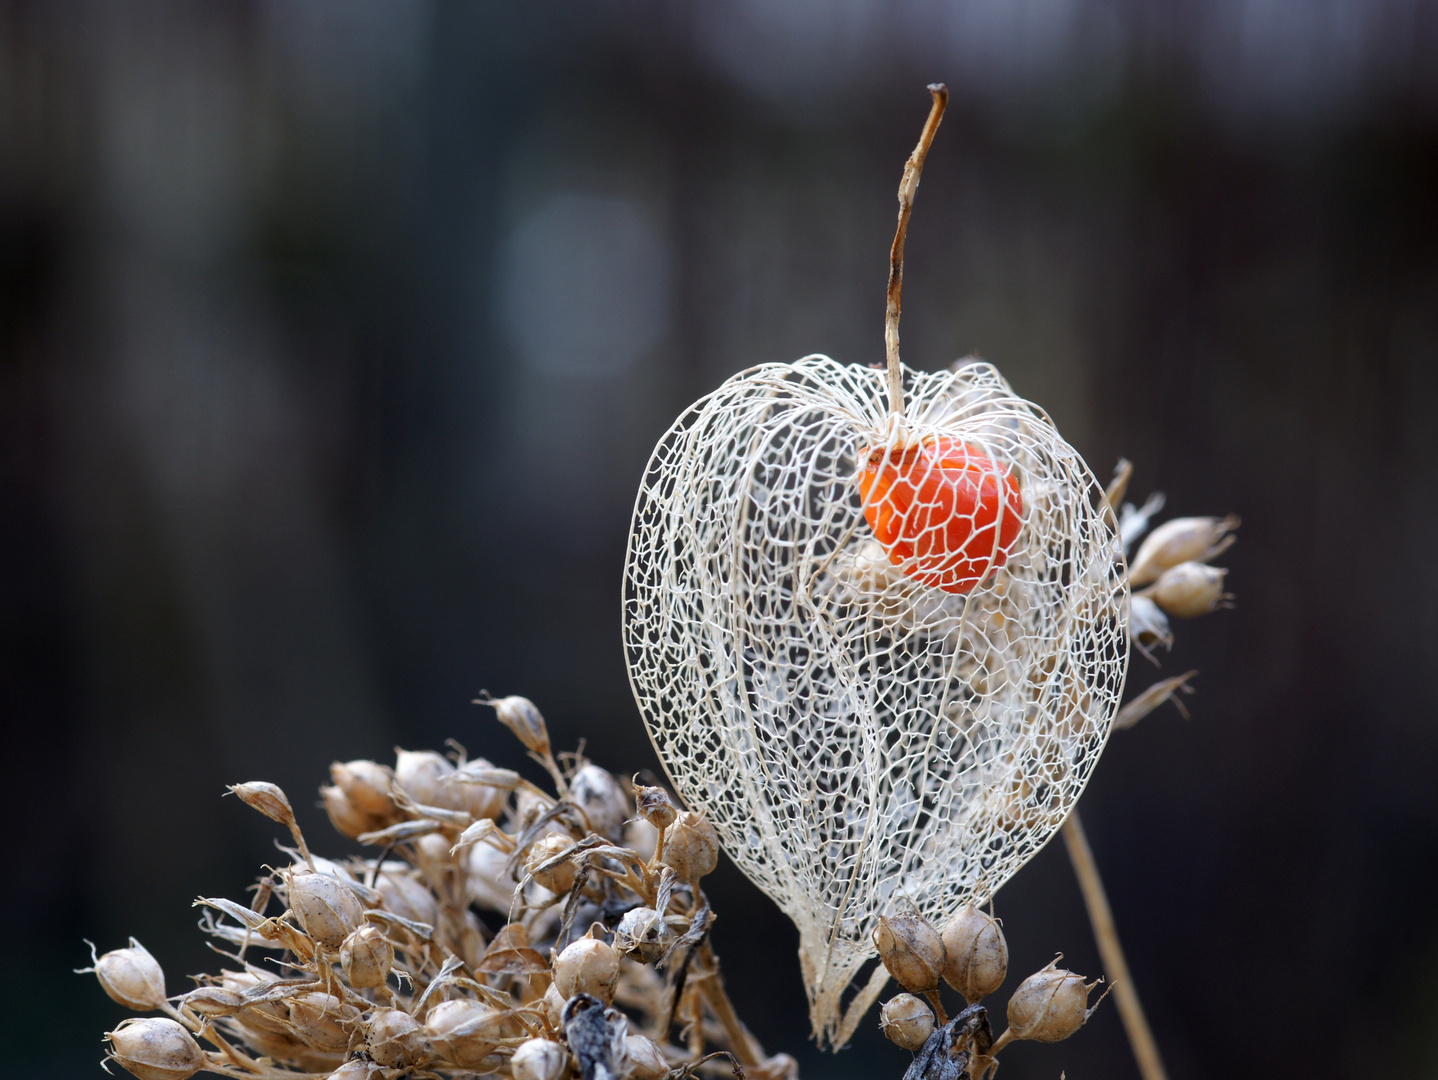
(554, 933), (621, 1004)
(340, 924), (393, 989)
(478, 693), (551, 756)
(330, 759), (397, 817)
(633, 782), (677, 830)
(365, 1007), (433, 1068)
(423, 999), (508, 1067)
(570, 763), (630, 840)
(1145, 560), (1230, 618)
(615, 906), (674, 965)
(393, 749), (454, 806)
(873, 912), (946, 994)
(659, 810), (720, 883)
(81, 938), (167, 1012)
(285, 870), (363, 949)
(625, 1033), (671, 1079)
(879, 993), (935, 1051)
(512, 1037), (570, 1080)
(104, 1017), (206, 1080)
(1129, 514), (1239, 586)
(525, 832), (578, 894)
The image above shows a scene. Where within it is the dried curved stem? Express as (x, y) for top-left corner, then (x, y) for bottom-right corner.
(885, 82), (949, 417)
(1062, 810), (1169, 1080)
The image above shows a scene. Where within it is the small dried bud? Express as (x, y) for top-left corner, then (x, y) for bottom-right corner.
(1129, 514), (1239, 585)
(447, 757), (509, 820)
(570, 764), (631, 840)
(104, 1017), (206, 1080)
(941, 904), (1008, 1003)
(1006, 956), (1104, 1043)
(393, 749), (454, 806)
(341, 925), (393, 989)
(366, 1008), (434, 1068)
(554, 935), (620, 1003)
(1147, 561), (1229, 618)
(525, 833), (578, 894)
(873, 913), (946, 994)
(624, 1034), (670, 1079)
(659, 811), (719, 882)
(511, 1037), (570, 1080)
(1129, 594), (1173, 654)
(480, 694), (551, 756)
(286, 870), (363, 948)
(331, 759), (397, 817)
(879, 993), (935, 1051)
(321, 784), (378, 840)
(633, 784), (677, 831)
(287, 991), (354, 1052)
(424, 999), (508, 1067)
(83, 938), (167, 1011)
(228, 781), (296, 827)
(615, 906), (674, 964)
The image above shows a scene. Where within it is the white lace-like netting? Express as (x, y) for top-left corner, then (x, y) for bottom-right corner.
(623, 356), (1128, 1046)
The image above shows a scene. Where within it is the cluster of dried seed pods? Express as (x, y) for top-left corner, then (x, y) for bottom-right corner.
(84, 697), (797, 1080)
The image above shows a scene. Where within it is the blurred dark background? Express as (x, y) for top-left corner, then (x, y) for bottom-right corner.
(4, 2), (1437, 1077)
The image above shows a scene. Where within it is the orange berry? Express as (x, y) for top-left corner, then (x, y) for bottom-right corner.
(858, 435), (1023, 594)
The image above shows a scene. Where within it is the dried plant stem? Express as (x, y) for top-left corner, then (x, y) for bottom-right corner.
(1062, 810), (1169, 1080)
(696, 939), (765, 1066)
(885, 82), (949, 417)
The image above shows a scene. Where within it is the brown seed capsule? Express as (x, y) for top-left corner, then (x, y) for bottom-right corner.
(228, 781), (296, 827)
(376, 866), (439, 925)
(624, 1034), (670, 1079)
(570, 764), (631, 840)
(366, 1007), (434, 1067)
(423, 999), (509, 1067)
(879, 993), (935, 1051)
(525, 833), (578, 894)
(615, 906), (674, 964)
(659, 811), (719, 882)
(554, 935), (620, 1004)
(511, 1037), (570, 1080)
(873, 913), (946, 994)
(1006, 956), (1103, 1043)
(393, 749), (454, 806)
(286, 870), (364, 948)
(341, 925), (393, 989)
(1129, 514), (1240, 585)
(633, 784), (677, 831)
(481, 694), (551, 756)
(320, 784), (379, 840)
(331, 759), (397, 817)
(83, 938), (167, 1012)
(941, 904), (1009, 1003)
(287, 991), (355, 1052)
(104, 1017), (206, 1080)
(447, 757), (510, 820)
(1147, 561), (1230, 618)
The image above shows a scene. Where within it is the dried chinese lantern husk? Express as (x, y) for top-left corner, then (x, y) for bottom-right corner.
(623, 356), (1128, 1047)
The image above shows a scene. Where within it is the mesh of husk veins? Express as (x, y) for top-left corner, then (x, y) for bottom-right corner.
(623, 356), (1129, 1046)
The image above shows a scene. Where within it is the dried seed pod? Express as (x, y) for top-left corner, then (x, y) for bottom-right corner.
(376, 866), (439, 925)
(321, 784), (378, 840)
(511, 1037), (570, 1080)
(228, 781), (296, 827)
(624, 1033), (670, 1079)
(1129, 594), (1173, 654)
(331, 759), (397, 817)
(570, 764), (630, 840)
(1129, 514), (1239, 585)
(941, 904), (1008, 1002)
(286, 870), (363, 948)
(393, 748), (454, 806)
(659, 811), (719, 883)
(287, 992), (354, 1052)
(525, 833), (578, 894)
(633, 784), (677, 831)
(176, 986), (244, 1018)
(873, 913), (946, 994)
(105, 1018), (205, 1080)
(879, 993), (935, 1051)
(341, 925), (393, 989)
(614, 906), (674, 964)
(542, 982), (566, 1029)
(423, 999), (507, 1067)
(83, 938), (167, 1012)
(1146, 561), (1229, 618)
(366, 1008), (433, 1068)
(553, 935), (620, 1004)
(448, 757), (509, 820)
(1006, 956), (1103, 1043)
(481, 694), (551, 756)
(329, 1061), (381, 1080)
